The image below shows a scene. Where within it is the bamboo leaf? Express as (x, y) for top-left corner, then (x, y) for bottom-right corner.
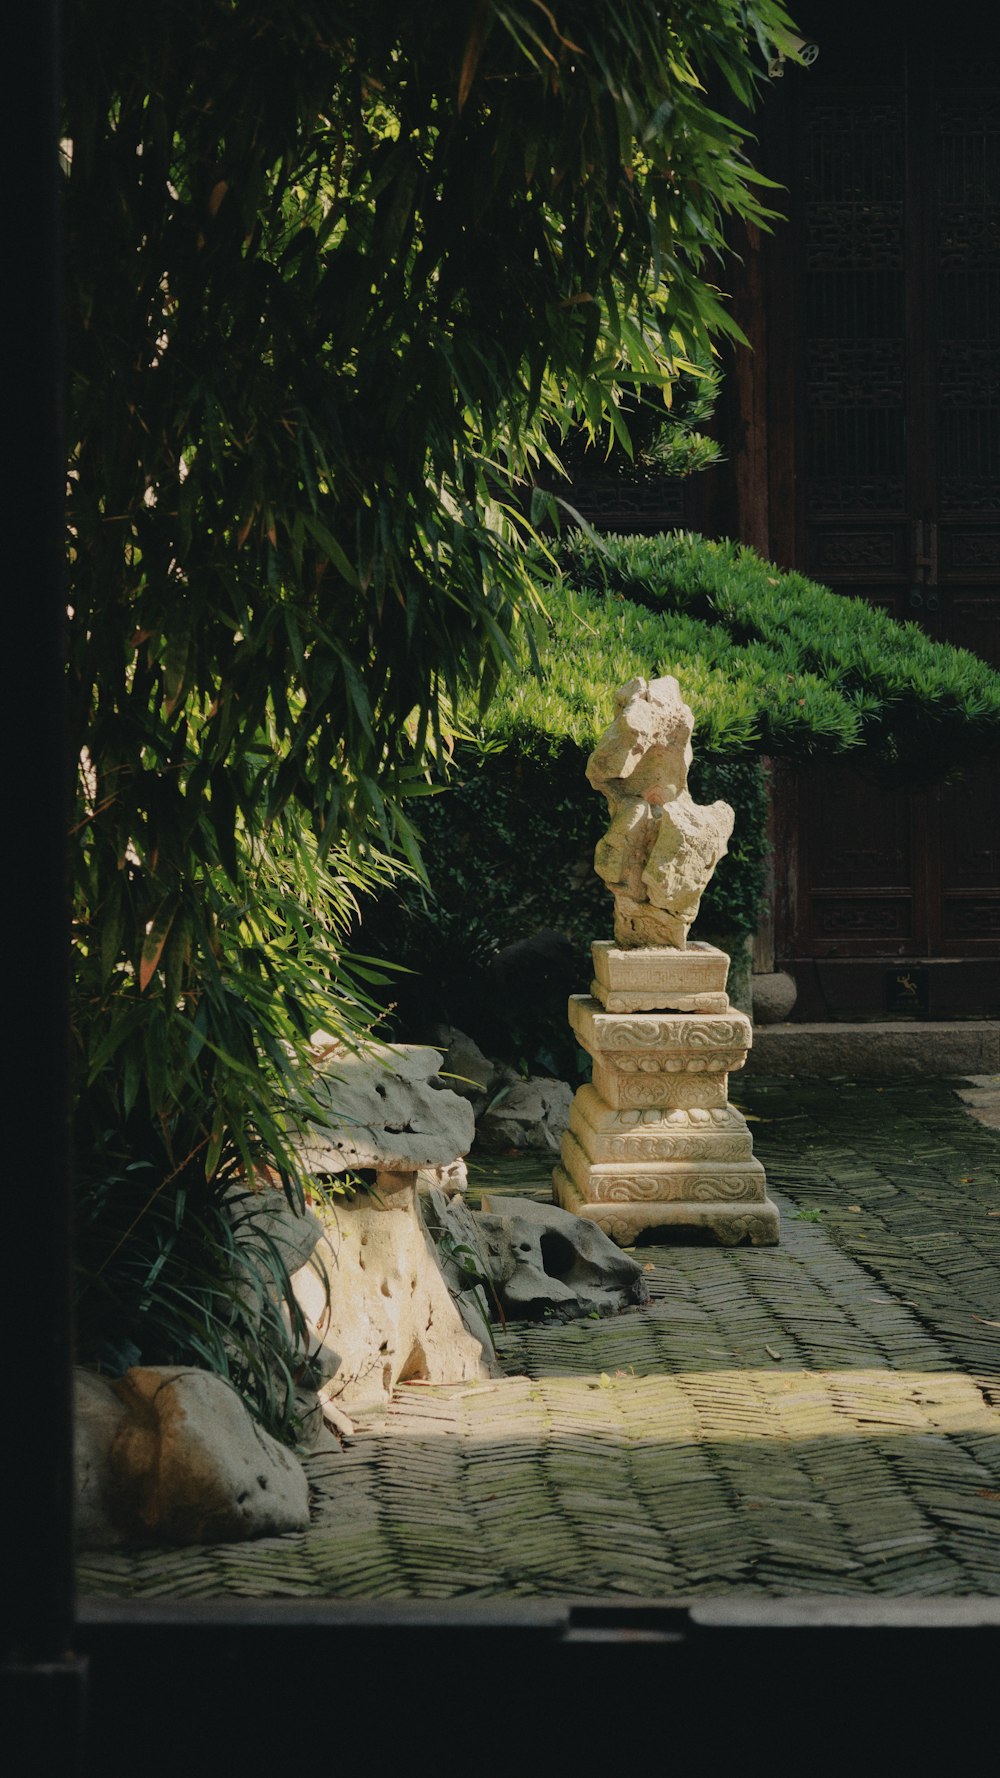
(139, 903), (176, 994)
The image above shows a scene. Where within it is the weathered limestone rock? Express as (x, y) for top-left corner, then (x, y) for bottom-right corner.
(304, 1178), (494, 1420)
(431, 1026), (498, 1110)
(554, 677), (779, 1247)
(74, 1366), (310, 1550)
(416, 1157), (469, 1196)
(75, 1368), (130, 1552)
(418, 1188), (499, 1351)
(587, 676), (734, 950)
(421, 1186), (647, 1329)
(273, 1038), (490, 1422)
(226, 1184), (325, 1305)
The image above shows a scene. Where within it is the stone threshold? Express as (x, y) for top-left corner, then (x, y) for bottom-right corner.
(743, 1020), (999, 1077)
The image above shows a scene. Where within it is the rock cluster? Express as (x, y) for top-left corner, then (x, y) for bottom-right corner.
(74, 1023), (647, 1550)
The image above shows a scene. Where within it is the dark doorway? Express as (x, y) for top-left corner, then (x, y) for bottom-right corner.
(760, 3), (1000, 1015)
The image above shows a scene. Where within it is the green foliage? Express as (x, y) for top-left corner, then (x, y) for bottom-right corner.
(75, 1172), (317, 1442)
(64, 1), (803, 1426)
(530, 531), (1000, 777)
(558, 362), (725, 487)
(73, 794), (396, 1432)
(65, 0), (796, 850)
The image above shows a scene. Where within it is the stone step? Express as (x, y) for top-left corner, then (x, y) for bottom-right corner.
(744, 1020), (999, 1078)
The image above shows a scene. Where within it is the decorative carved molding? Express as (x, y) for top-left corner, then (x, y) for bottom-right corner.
(612, 1050), (747, 1076)
(807, 476), (906, 514)
(596, 1072), (730, 1111)
(941, 530), (1000, 570)
(589, 1173), (764, 1204)
(939, 475), (1000, 513)
(816, 900), (909, 935)
(813, 529), (901, 571)
(807, 340), (905, 408)
(814, 845), (908, 887)
(943, 899), (1000, 936)
(598, 1016), (747, 1051)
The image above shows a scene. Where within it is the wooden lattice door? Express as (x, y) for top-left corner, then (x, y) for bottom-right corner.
(765, 7), (1000, 1016)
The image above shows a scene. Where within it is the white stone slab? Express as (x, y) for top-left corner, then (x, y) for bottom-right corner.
(592, 938), (730, 992)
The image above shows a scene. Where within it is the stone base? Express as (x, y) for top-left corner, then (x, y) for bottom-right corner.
(561, 1127), (768, 1206)
(554, 1166), (780, 1247)
(558, 983), (778, 1248)
(591, 940), (730, 1012)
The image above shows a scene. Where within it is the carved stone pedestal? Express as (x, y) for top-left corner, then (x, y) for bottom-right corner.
(553, 942), (779, 1247)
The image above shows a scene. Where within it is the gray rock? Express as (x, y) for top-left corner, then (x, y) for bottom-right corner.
(226, 1185), (324, 1277)
(431, 1027), (497, 1107)
(419, 1187), (498, 1354)
(476, 1073), (574, 1153)
(74, 1366), (310, 1549)
(752, 971), (798, 1025)
(74, 1369), (129, 1551)
(292, 1385), (344, 1454)
(476, 1196), (649, 1322)
(293, 1040), (475, 1177)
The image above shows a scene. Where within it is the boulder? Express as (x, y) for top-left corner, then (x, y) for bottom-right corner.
(752, 970), (798, 1025)
(477, 1196), (650, 1321)
(75, 1368), (130, 1552)
(475, 1072), (573, 1153)
(226, 1184), (324, 1276)
(424, 1189), (649, 1324)
(74, 1366), (310, 1549)
(419, 1188), (499, 1354)
(431, 1027), (498, 1109)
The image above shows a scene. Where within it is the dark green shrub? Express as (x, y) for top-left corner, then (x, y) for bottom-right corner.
(358, 743), (769, 1078)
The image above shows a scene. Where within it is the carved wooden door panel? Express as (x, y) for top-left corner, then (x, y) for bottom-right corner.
(766, 9), (1000, 1010)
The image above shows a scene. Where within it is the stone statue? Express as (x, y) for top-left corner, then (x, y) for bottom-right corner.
(553, 676), (779, 1247)
(587, 675), (734, 949)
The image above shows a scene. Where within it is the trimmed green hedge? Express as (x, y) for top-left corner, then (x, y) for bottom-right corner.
(484, 531), (1000, 776)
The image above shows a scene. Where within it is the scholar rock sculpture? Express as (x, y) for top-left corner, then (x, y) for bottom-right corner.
(554, 676), (779, 1247)
(587, 676), (734, 949)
